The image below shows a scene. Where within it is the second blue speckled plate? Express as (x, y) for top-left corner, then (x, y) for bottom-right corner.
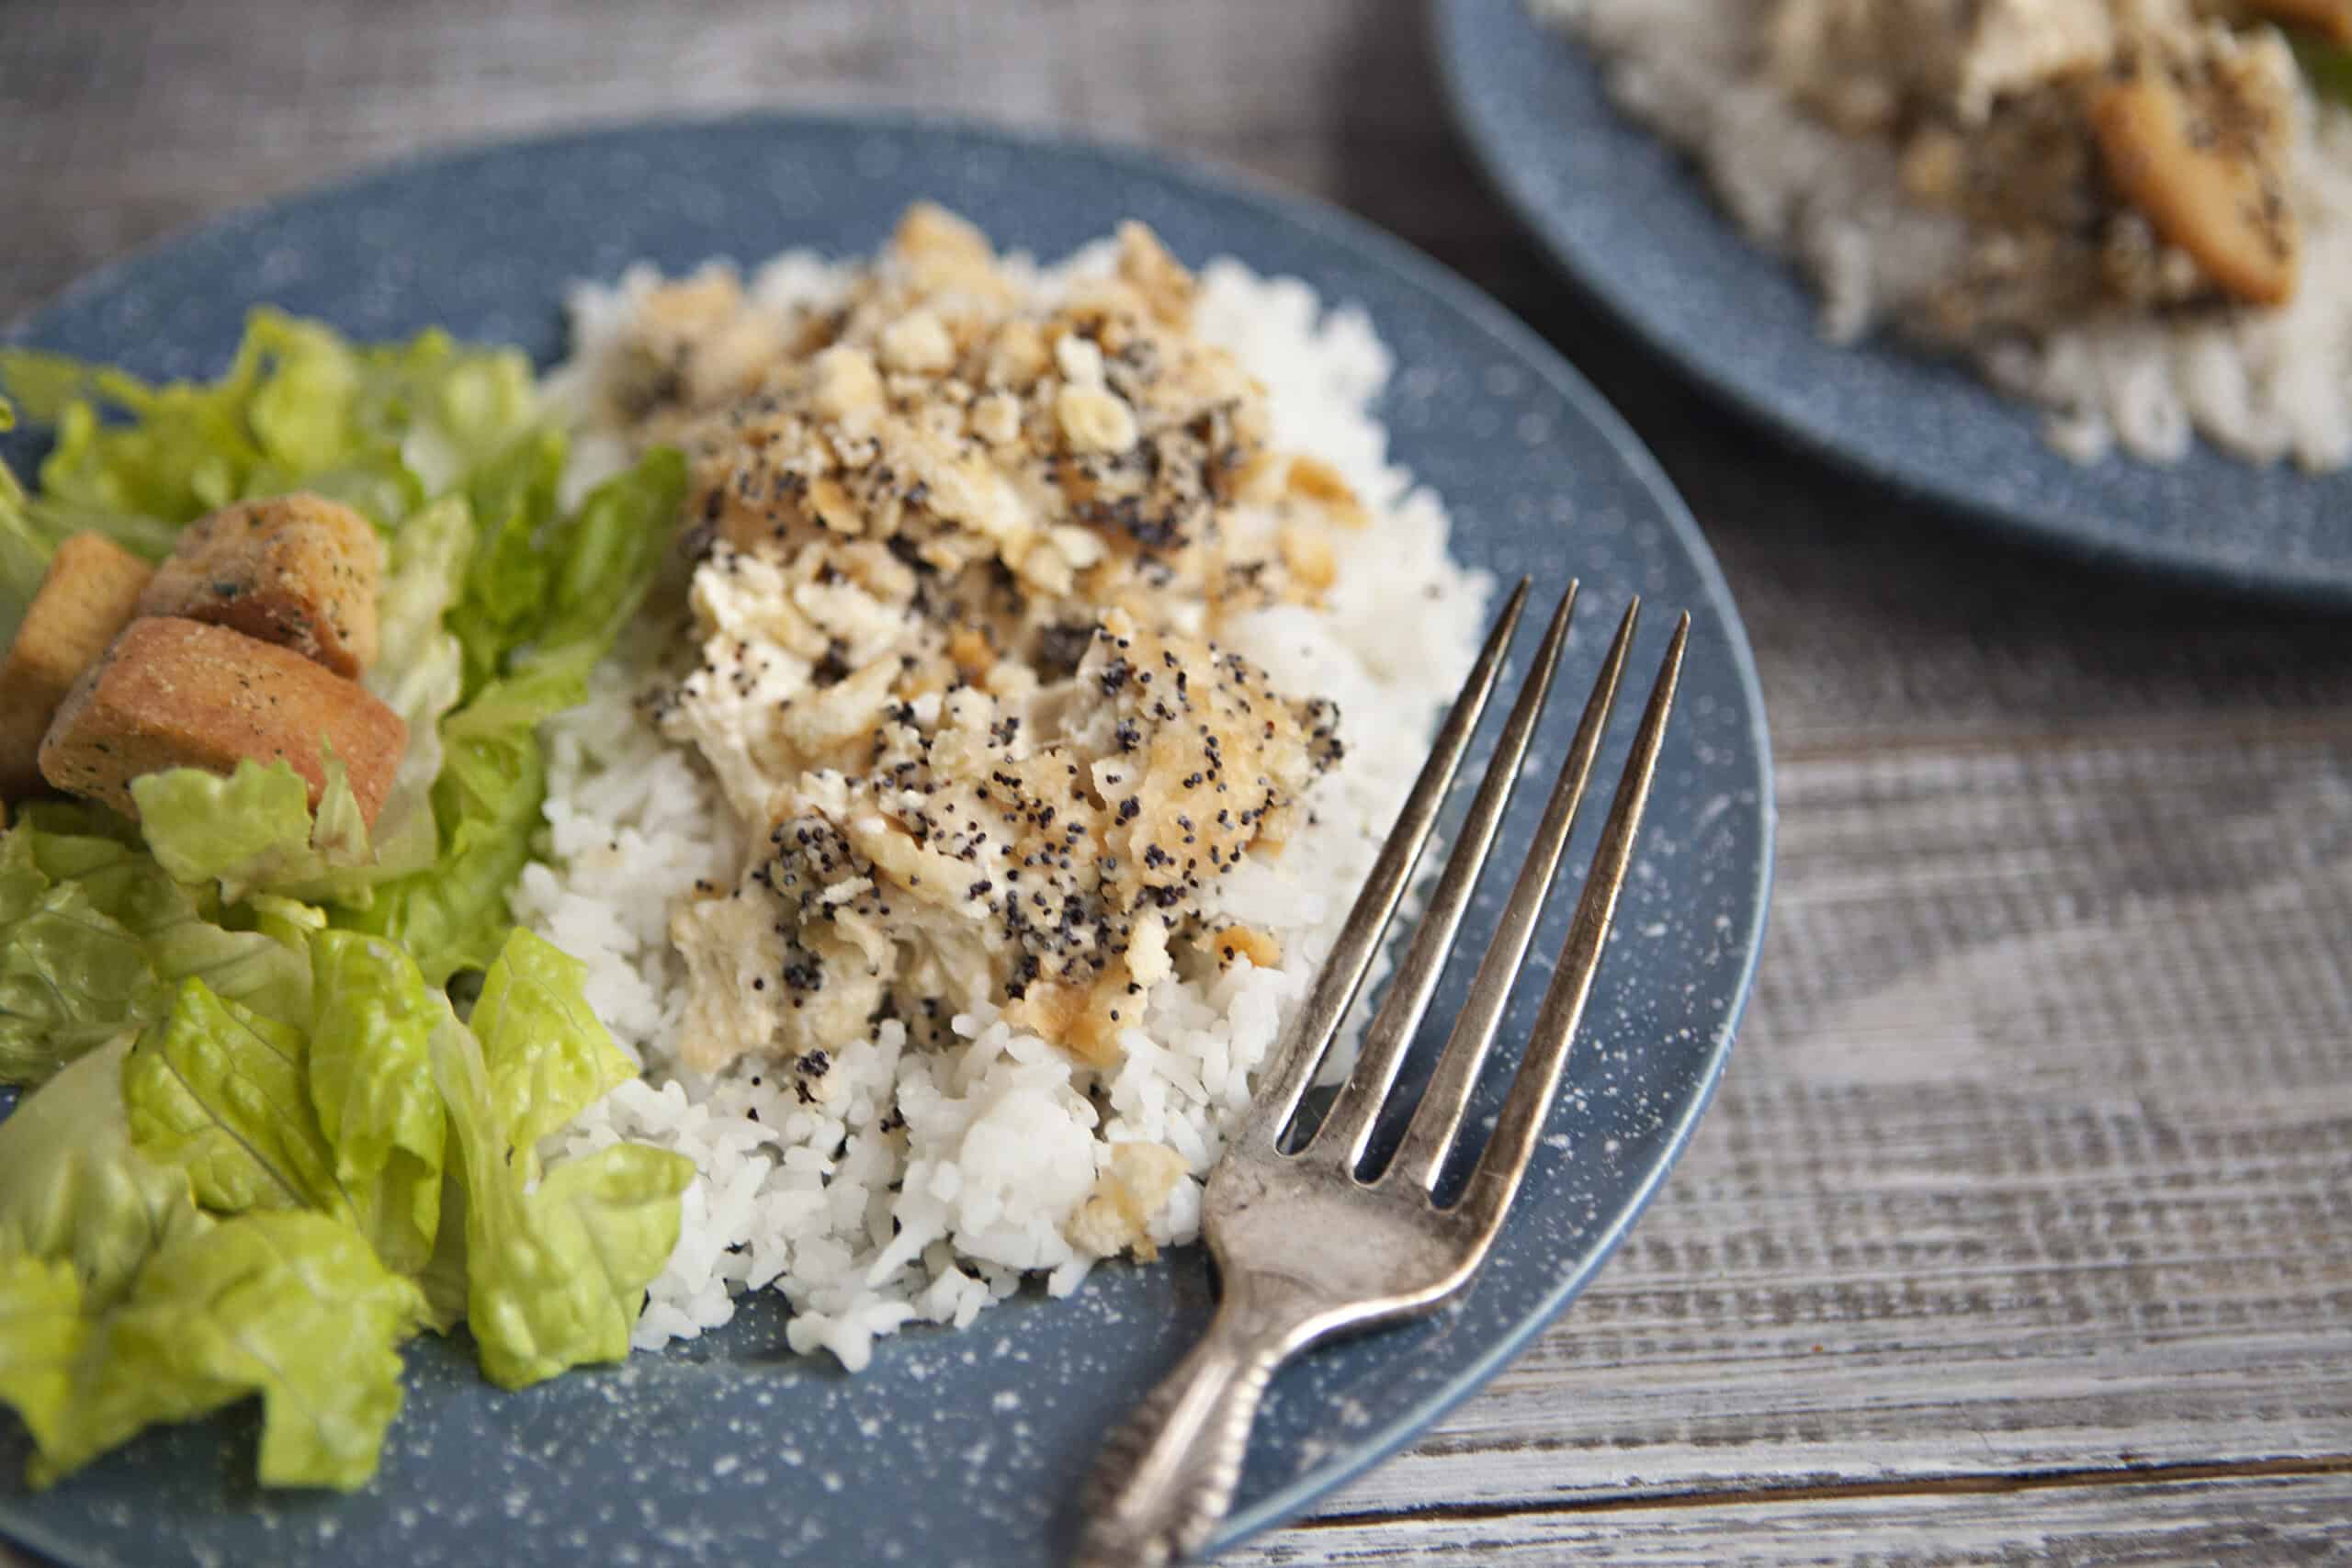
(0, 116), (1771, 1568)
(1437, 0), (2352, 604)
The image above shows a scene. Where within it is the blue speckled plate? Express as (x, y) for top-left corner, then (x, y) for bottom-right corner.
(1436, 0), (2352, 604)
(0, 116), (1771, 1568)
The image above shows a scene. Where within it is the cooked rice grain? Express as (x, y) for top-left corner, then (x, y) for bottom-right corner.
(1542, 0), (2352, 470)
(517, 239), (1488, 1370)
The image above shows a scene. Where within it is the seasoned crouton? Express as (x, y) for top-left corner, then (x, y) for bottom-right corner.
(39, 617), (407, 825)
(137, 493), (385, 677)
(0, 534), (154, 797)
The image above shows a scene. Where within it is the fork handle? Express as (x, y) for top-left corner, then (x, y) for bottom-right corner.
(1072, 1292), (1303, 1567)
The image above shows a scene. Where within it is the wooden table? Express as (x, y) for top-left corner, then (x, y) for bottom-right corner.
(6, 2), (2349, 1562)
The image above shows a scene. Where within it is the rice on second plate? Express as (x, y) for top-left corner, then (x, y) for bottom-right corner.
(1542, 0), (2352, 470)
(513, 210), (1487, 1370)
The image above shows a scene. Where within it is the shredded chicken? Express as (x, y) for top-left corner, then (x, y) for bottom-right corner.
(1766, 0), (2312, 333)
(616, 207), (1360, 1081)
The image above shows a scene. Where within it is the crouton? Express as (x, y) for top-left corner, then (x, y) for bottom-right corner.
(136, 493), (385, 677)
(39, 617), (407, 826)
(0, 534), (155, 797)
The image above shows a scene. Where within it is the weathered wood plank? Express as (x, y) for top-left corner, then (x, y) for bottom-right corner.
(1229, 1469), (2352, 1565)
(1290, 728), (2352, 1529)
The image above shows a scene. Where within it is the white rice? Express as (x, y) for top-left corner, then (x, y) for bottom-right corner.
(1539, 0), (2352, 470)
(514, 239), (1489, 1371)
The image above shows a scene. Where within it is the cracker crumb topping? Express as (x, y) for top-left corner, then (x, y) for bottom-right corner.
(609, 207), (1361, 1076)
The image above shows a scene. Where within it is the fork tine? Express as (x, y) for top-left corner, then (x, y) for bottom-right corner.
(1307, 581), (1579, 1168)
(1242, 579), (1532, 1146)
(1386, 597), (1643, 1190)
(1456, 615), (1687, 1236)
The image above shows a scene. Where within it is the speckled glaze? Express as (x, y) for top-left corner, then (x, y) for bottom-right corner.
(1436, 0), (2352, 604)
(0, 117), (1772, 1568)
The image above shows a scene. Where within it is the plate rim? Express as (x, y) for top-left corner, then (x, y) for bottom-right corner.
(0, 107), (1777, 1558)
(1431, 0), (2352, 607)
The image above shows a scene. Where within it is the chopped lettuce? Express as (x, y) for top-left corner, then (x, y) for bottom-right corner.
(468, 930), (637, 1179)
(129, 753), (446, 910)
(0, 829), (159, 1084)
(356, 450), (686, 984)
(0, 1212), (424, 1491)
(307, 931), (446, 1278)
(248, 895), (328, 949)
(413, 1165), (472, 1335)
(0, 311), (695, 1491)
(0, 1037), (198, 1306)
(0, 923), (684, 1485)
(367, 493), (474, 849)
(122, 980), (349, 1220)
(3, 312), (684, 987)
(134, 760), (364, 904)
(461, 1140), (693, 1392)
(453, 427), (569, 699)
(0, 1255), (85, 1466)
(427, 990), (689, 1390)
(426, 929), (685, 1389)
(0, 818), (310, 1086)
(2, 1035), (423, 1492)
(351, 725), (548, 986)
(119, 881), (314, 1031)
(0, 310), (537, 551)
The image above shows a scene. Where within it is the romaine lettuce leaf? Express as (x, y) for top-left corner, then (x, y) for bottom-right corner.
(129, 757), (433, 908)
(307, 931), (445, 1277)
(28, 810), (317, 1017)
(0, 310), (538, 544)
(356, 450), (686, 984)
(130, 895), (313, 1031)
(413, 1164), (471, 1335)
(0, 1255), (84, 1464)
(0, 830), (158, 1084)
(132, 761), (345, 903)
(425, 1006), (689, 1390)
(122, 979), (348, 1221)
(0, 1036), (198, 1306)
(0, 818), (309, 1086)
(468, 929), (635, 1181)
(345, 724), (546, 986)
(247, 895), (327, 948)
(0, 315), (697, 1491)
(446, 445), (688, 728)
(454, 428), (567, 699)
(475, 1143), (690, 1391)
(2, 1211), (424, 1491)
(366, 493), (474, 860)
(6, 799), (139, 846)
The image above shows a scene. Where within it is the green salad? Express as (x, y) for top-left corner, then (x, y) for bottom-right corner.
(2299, 37), (2352, 106)
(0, 313), (694, 1490)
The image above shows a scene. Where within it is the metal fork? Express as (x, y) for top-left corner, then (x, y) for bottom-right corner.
(1072, 579), (1687, 1567)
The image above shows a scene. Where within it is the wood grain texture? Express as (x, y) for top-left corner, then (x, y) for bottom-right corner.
(1228, 1470), (2352, 1565)
(6, 1), (2351, 1563)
